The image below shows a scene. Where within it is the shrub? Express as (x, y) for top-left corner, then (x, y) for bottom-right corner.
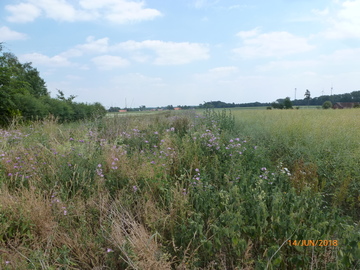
(322, 101), (333, 109)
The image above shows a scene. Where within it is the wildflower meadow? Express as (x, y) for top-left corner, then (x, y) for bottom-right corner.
(0, 109), (359, 269)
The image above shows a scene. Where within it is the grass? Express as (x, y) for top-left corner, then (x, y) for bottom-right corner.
(0, 109), (359, 269)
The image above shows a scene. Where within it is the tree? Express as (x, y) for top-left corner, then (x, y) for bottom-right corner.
(283, 97), (293, 109)
(305, 89), (311, 106)
(322, 101), (332, 109)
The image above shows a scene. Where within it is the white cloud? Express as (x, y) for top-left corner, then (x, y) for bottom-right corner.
(233, 29), (315, 58)
(5, 3), (41, 23)
(112, 73), (164, 86)
(320, 0), (360, 39)
(5, 0), (161, 23)
(59, 36), (110, 59)
(193, 0), (220, 9)
(236, 28), (261, 39)
(116, 40), (209, 65)
(91, 55), (129, 70)
(194, 66), (240, 85)
(19, 53), (72, 67)
(258, 60), (319, 72)
(0, 26), (27, 41)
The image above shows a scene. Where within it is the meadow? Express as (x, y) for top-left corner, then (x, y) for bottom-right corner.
(0, 109), (359, 269)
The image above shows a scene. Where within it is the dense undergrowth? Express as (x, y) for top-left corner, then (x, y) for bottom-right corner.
(0, 109), (359, 269)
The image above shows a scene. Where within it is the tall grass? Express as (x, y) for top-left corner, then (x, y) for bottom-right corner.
(233, 109), (360, 218)
(0, 110), (359, 269)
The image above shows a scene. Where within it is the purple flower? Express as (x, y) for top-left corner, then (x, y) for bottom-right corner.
(133, 186), (138, 192)
(69, 138), (74, 141)
(106, 248), (113, 253)
(195, 168), (199, 172)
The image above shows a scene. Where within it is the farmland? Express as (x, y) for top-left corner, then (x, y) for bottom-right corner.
(0, 109), (359, 269)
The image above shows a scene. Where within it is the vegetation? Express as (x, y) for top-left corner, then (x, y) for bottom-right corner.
(0, 44), (106, 127)
(322, 101), (333, 109)
(0, 109), (359, 269)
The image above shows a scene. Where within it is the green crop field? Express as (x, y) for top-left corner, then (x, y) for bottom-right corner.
(0, 109), (359, 269)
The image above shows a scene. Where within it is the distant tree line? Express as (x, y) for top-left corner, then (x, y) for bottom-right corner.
(0, 44), (106, 127)
(292, 90), (360, 106)
(198, 101), (271, 109)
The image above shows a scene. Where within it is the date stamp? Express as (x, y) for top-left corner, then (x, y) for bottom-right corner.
(288, 240), (338, 247)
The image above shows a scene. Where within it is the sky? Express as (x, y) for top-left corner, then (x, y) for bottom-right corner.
(1, 0), (360, 108)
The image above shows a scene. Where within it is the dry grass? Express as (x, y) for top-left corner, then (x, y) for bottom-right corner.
(109, 200), (172, 270)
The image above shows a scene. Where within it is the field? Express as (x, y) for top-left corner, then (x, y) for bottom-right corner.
(0, 109), (359, 269)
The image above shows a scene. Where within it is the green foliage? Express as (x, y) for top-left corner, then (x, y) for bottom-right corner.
(283, 97), (293, 109)
(322, 100), (333, 109)
(0, 48), (106, 126)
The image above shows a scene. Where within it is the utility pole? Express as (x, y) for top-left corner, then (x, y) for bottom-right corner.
(295, 88), (297, 100)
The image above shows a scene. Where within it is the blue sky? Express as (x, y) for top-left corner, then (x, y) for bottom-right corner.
(1, 0), (360, 108)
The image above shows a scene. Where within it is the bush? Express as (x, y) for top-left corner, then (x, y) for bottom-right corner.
(322, 101), (333, 109)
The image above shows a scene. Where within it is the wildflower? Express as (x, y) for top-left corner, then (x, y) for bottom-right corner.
(97, 164), (102, 168)
(150, 161), (155, 164)
(261, 167), (267, 171)
(107, 248), (113, 253)
(8, 173), (12, 176)
(69, 138), (74, 141)
(195, 168), (199, 172)
(133, 186), (138, 192)
(229, 139), (234, 143)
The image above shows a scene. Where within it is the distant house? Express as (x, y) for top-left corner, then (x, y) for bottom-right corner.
(118, 109), (127, 113)
(174, 107), (182, 111)
(332, 102), (360, 109)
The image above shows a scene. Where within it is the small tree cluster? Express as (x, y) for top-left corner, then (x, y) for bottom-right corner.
(0, 45), (106, 126)
(322, 101), (333, 109)
(271, 97), (293, 109)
